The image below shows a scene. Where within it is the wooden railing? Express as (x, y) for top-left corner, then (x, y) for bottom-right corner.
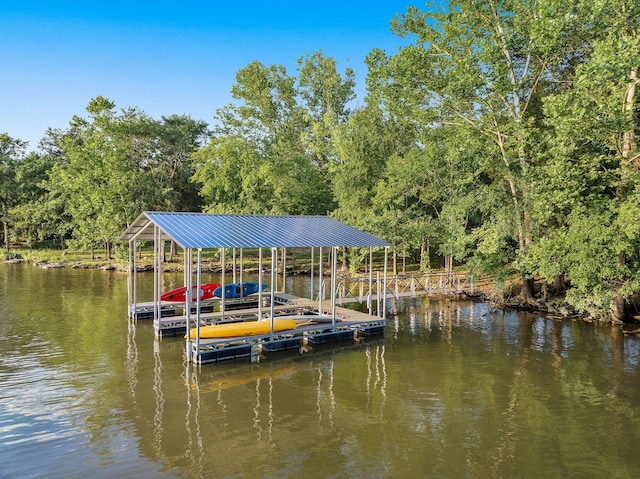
(321, 271), (478, 305)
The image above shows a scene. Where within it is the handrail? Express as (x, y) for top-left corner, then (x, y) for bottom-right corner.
(326, 271), (478, 305)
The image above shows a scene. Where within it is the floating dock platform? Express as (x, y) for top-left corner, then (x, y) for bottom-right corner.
(190, 316), (385, 364)
(119, 212), (394, 365)
(181, 293), (385, 364)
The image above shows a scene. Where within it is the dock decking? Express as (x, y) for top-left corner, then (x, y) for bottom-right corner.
(153, 292), (386, 364)
(188, 313), (385, 364)
(120, 212), (393, 365)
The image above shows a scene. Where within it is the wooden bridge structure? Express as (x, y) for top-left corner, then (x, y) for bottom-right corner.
(332, 271), (477, 307)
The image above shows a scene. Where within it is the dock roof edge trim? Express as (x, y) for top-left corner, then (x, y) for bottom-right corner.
(119, 211), (393, 249)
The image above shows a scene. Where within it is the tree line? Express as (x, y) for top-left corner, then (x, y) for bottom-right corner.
(1, 0), (639, 321)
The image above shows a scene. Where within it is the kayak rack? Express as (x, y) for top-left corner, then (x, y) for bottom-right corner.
(189, 313), (386, 365)
(119, 212), (392, 365)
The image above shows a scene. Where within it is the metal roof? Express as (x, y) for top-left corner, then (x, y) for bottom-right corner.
(119, 212), (392, 249)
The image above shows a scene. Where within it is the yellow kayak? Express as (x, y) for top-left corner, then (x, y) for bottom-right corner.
(186, 319), (297, 339)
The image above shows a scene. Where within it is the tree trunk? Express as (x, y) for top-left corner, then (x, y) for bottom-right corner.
(552, 274), (566, 293)
(341, 247), (349, 272)
(613, 294), (626, 323)
(1, 201), (8, 251)
(393, 251), (398, 276)
(521, 273), (534, 302)
(615, 70), (639, 323)
(614, 252), (627, 323)
(622, 69), (638, 167)
(170, 240), (176, 262)
(420, 237), (431, 272)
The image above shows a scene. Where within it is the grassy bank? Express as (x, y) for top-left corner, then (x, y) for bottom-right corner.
(1, 245), (333, 273)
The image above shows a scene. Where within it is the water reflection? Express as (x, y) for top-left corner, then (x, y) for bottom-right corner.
(184, 364), (204, 477)
(365, 344), (387, 417)
(128, 336), (391, 476)
(126, 318), (138, 400)
(152, 339), (165, 459)
(4, 264), (640, 478)
(128, 296), (640, 477)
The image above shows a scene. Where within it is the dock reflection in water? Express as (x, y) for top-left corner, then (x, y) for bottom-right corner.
(3, 264), (640, 478)
(129, 338), (387, 478)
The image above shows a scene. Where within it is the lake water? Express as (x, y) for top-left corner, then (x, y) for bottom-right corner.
(2, 263), (640, 478)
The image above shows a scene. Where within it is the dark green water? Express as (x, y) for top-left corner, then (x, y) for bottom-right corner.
(2, 263), (640, 478)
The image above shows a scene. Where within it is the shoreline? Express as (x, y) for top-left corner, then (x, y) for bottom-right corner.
(3, 257), (633, 326)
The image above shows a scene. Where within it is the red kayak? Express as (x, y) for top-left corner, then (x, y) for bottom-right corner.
(161, 283), (220, 302)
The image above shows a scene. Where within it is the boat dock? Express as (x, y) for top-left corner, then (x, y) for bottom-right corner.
(127, 291), (385, 364)
(119, 212), (392, 365)
(185, 294), (385, 364)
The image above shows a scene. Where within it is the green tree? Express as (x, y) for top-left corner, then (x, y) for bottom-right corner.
(45, 97), (148, 258)
(298, 50), (356, 174)
(194, 52), (353, 215)
(384, 0), (587, 298)
(152, 114), (209, 212)
(0, 133), (28, 250)
(9, 150), (65, 248)
(527, 0), (640, 320)
(330, 49), (422, 272)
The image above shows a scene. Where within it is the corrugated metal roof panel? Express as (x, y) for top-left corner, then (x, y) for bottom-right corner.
(119, 212), (392, 249)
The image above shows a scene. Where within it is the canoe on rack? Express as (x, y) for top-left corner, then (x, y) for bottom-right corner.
(161, 283), (220, 302)
(186, 319), (297, 339)
(213, 282), (268, 299)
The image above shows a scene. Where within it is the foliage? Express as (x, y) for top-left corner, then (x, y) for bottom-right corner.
(0, 248), (20, 260)
(192, 52), (350, 215)
(0, 133), (28, 249)
(525, 0), (640, 317)
(3, 4), (640, 320)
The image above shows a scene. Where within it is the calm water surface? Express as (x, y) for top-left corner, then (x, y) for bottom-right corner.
(2, 263), (640, 478)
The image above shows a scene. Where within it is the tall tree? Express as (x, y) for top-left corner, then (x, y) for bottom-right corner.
(386, 0), (584, 298)
(298, 50), (356, 174)
(0, 133), (27, 250)
(9, 150), (65, 248)
(45, 97), (148, 258)
(527, 0), (640, 320)
(194, 52), (354, 215)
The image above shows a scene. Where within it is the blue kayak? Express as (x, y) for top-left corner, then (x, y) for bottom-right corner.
(213, 282), (268, 299)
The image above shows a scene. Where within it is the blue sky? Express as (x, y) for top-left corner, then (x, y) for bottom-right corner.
(1, 1), (416, 150)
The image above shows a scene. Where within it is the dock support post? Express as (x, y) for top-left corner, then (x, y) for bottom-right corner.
(127, 239), (133, 316)
(258, 248), (263, 319)
(318, 247), (323, 314)
(220, 248), (226, 319)
(153, 225), (162, 326)
(153, 227), (157, 324)
(331, 246), (337, 329)
(270, 247), (277, 337)
(376, 271), (381, 318)
(128, 238), (138, 319)
(310, 247), (314, 301)
(133, 241), (138, 318)
(232, 248), (236, 284)
(195, 248), (202, 361)
(186, 248), (193, 360)
(383, 247), (389, 321)
(368, 247), (373, 316)
(239, 248), (243, 298)
(282, 247), (286, 293)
